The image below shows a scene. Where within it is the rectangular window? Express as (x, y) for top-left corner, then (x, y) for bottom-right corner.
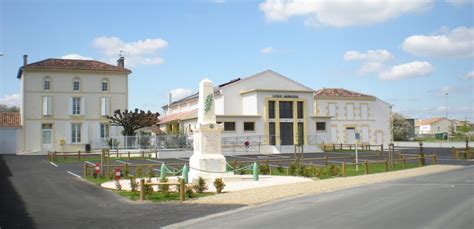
(73, 81), (80, 91)
(328, 103), (336, 117)
(100, 123), (109, 139)
(243, 122), (255, 131)
(297, 101), (303, 119)
(279, 101), (293, 119)
(361, 104), (368, 120)
(224, 122), (236, 131)
(44, 80), (50, 90)
(347, 104), (354, 120)
(72, 97), (81, 115)
(42, 124), (52, 144)
(268, 101), (275, 119)
(316, 122), (326, 131)
(269, 122), (276, 145)
(102, 82), (108, 92)
(71, 123), (81, 143)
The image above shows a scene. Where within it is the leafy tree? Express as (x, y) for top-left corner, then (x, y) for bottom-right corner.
(0, 104), (20, 112)
(392, 113), (412, 141)
(107, 109), (159, 136)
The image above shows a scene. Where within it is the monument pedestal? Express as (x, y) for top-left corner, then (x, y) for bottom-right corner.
(188, 123), (234, 182)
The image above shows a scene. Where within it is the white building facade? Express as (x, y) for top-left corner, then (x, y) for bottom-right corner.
(17, 56), (130, 153)
(160, 70), (392, 148)
(314, 89), (392, 146)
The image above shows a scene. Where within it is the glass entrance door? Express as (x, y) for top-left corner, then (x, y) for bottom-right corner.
(280, 122), (294, 145)
(42, 124), (53, 150)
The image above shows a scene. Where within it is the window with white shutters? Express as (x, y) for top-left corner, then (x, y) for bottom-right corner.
(71, 123), (81, 143)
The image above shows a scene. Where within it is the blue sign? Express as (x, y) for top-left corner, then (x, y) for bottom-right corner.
(355, 133), (360, 140)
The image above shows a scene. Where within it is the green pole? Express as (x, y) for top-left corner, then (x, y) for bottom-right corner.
(160, 163), (166, 180)
(182, 164), (189, 183)
(253, 162), (259, 181)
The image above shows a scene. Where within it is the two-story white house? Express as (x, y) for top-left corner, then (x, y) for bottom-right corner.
(313, 88), (392, 146)
(17, 55), (131, 153)
(159, 70), (393, 149)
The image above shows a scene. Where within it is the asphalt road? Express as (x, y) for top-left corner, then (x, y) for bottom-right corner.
(173, 166), (474, 229)
(0, 155), (242, 229)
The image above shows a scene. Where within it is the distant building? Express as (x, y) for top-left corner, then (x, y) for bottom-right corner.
(17, 55), (131, 153)
(0, 112), (21, 154)
(415, 117), (452, 135)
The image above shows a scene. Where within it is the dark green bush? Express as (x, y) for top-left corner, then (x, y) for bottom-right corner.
(186, 185), (195, 198)
(277, 164), (284, 173)
(136, 166), (143, 177)
(259, 160), (270, 175)
(328, 164), (340, 176)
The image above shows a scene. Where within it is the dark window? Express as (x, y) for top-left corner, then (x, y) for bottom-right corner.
(297, 122), (304, 145)
(244, 122), (255, 131)
(316, 122), (326, 131)
(297, 101), (303, 119)
(269, 122), (276, 145)
(268, 101), (275, 119)
(102, 81), (108, 91)
(224, 122), (235, 131)
(279, 101), (293, 119)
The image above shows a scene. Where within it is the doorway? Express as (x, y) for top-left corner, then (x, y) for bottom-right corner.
(346, 127), (355, 144)
(280, 123), (294, 145)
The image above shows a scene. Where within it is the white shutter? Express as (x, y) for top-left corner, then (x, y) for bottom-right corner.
(68, 97), (73, 115)
(65, 123), (71, 144)
(43, 97), (48, 116)
(105, 98), (109, 116)
(82, 123), (89, 144)
(47, 97), (52, 115)
(80, 97), (86, 115)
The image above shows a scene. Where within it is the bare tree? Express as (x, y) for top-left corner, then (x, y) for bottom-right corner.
(107, 109), (160, 136)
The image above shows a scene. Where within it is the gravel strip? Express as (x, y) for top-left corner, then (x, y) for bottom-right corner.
(192, 165), (462, 205)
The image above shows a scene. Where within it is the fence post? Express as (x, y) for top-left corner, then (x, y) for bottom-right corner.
(349, 144), (352, 150)
(253, 162), (259, 181)
(342, 161), (346, 177)
(83, 163), (87, 177)
(160, 163), (166, 180)
(78, 151), (81, 161)
(381, 144), (383, 152)
(324, 156), (328, 167)
(116, 150), (119, 158)
(364, 160), (368, 175)
(128, 151), (130, 160)
(368, 144), (371, 151)
(180, 179), (185, 201)
(418, 156), (423, 167)
(384, 160), (388, 172)
(402, 156), (407, 169)
(432, 154), (437, 165)
(139, 179), (145, 201)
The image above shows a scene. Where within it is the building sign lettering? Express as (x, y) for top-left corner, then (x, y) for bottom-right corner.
(272, 94), (299, 98)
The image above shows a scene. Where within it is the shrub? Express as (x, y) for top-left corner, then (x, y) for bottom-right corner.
(259, 160), (270, 175)
(328, 164), (340, 177)
(147, 165), (155, 182)
(108, 170), (115, 180)
(314, 167), (323, 178)
(136, 166), (143, 177)
(123, 166), (130, 178)
(213, 178), (226, 193)
(288, 161), (299, 175)
(92, 172), (98, 179)
(193, 177), (208, 193)
(130, 177), (137, 192)
(238, 162), (245, 175)
(143, 184), (153, 197)
(159, 178), (170, 194)
(302, 165), (314, 177)
(277, 164), (284, 174)
(186, 185), (195, 198)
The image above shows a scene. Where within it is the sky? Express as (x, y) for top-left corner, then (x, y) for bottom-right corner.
(0, 0), (473, 121)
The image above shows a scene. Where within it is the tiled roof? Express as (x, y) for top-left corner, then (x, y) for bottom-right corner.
(314, 88), (373, 98)
(158, 109), (198, 124)
(415, 118), (445, 126)
(18, 58), (131, 78)
(0, 112), (21, 128)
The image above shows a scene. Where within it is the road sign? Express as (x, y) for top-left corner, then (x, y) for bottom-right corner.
(95, 163), (100, 174)
(115, 168), (121, 180)
(355, 133), (360, 141)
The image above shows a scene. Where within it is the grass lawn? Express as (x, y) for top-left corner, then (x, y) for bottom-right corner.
(117, 191), (214, 202)
(85, 176), (111, 185)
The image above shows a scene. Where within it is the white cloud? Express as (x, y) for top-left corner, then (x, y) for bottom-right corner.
(93, 36), (168, 67)
(261, 47), (275, 54)
(344, 49), (393, 74)
(344, 49), (393, 62)
(378, 61), (432, 80)
(464, 70), (474, 79)
(0, 93), (21, 107)
(169, 88), (194, 102)
(259, 0), (433, 27)
(61, 53), (93, 60)
(446, 0), (473, 6)
(402, 26), (474, 58)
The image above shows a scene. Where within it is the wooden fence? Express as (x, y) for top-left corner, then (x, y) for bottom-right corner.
(323, 143), (384, 152)
(48, 149), (156, 162)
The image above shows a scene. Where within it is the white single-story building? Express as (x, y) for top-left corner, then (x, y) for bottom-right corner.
(159, 70), (392, 149)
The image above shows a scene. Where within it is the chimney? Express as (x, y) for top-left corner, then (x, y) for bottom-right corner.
(23, 55), (28, 66)
(117, 56), (125, 67)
